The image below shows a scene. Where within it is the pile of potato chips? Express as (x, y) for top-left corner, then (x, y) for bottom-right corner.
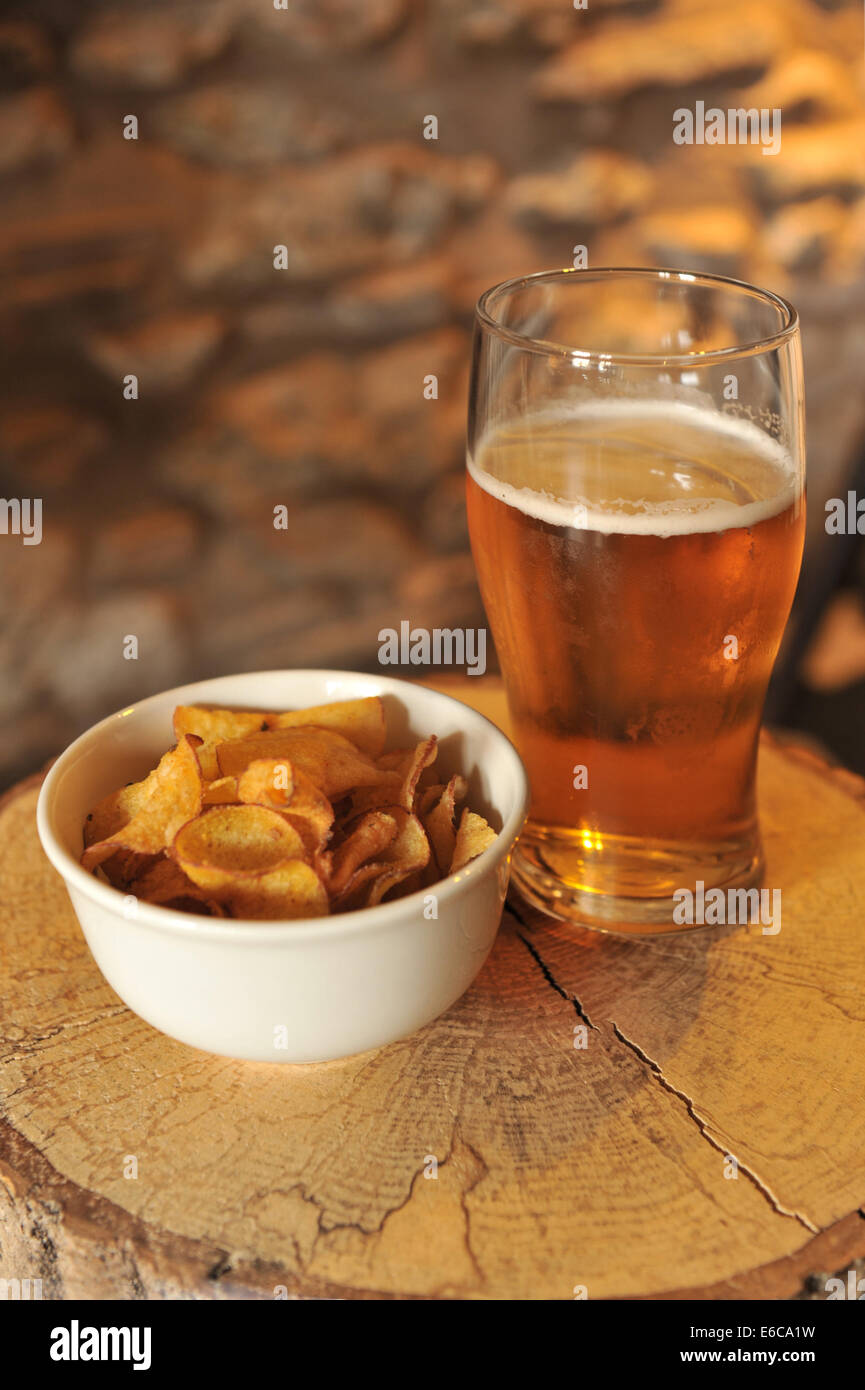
(81, 697), (498, 920)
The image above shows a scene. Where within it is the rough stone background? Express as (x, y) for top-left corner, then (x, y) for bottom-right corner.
(1, 0), (865, 788)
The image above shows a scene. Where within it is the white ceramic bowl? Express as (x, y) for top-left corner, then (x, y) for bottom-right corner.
(37, 670), (529, 1063)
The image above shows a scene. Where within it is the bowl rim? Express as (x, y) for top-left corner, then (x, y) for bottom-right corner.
(36, 669), (530, 944)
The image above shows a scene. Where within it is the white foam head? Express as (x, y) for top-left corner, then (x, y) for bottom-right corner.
(468, 400), (799, 538)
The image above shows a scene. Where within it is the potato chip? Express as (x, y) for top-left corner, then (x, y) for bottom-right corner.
(164, 895), (225, 917)
(81, 696), (499, 921)
(370, 810), (430, 904)
(127, 856), (225, 916)
(451, 808), (498, 872)
(236, 759), (334, 855)
(202, 775), (239, 805)
(281, 768), (335, 855)
(350, 736), (437, 817)
(174, 706), (269, 779)
(99, 848), (162, 891)
(218, 860), (328, 921)
(236, 758), (295, 807)
(418, 774), (467, 818)
(422, 775), (468, 876)
(174, 705), (270, 743)
(267, 696), (386, 758)
(399, 736), (438, 808)
(172, 807), (326, 920)
(387, 868), (427, 901)
(417, 783), (443, 816)
(217, 727), (396, 801)
(321, 811), (398, 895)
(82, 735), (203, 871)
(172, 804), (306, 887)
(126, 856), (189, 898)
(83, 737), (213, 848)
(330, 860), (387, 909)
(84, 783), (151, 849)
(335, 808), (430, 909)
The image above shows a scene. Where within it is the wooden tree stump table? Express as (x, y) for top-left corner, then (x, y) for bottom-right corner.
(2, 678), (865, 1300)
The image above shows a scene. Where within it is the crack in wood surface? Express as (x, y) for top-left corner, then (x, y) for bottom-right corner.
(506, 899), (832, 1241)
(508, 905), (821, 1237)
(507, 904), (599, 1032)
(448, 1125), (488, 1293)
(287, 1120), (488, 1295)
(0, 1006), (129, 1067)
(610, 1022), (820, 1235)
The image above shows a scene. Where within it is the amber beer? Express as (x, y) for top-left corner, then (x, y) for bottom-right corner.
(467, 400), (805, 924)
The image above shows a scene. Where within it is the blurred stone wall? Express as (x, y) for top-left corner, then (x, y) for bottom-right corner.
(1, 0), (864, 787)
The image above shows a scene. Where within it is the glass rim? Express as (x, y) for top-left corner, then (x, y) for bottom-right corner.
(475, 266), (799, 368)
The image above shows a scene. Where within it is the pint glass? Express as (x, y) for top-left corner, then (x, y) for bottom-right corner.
(466, 269), (805, 932)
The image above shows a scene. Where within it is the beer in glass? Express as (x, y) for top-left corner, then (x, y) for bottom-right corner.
(466, 269), (805, 932)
